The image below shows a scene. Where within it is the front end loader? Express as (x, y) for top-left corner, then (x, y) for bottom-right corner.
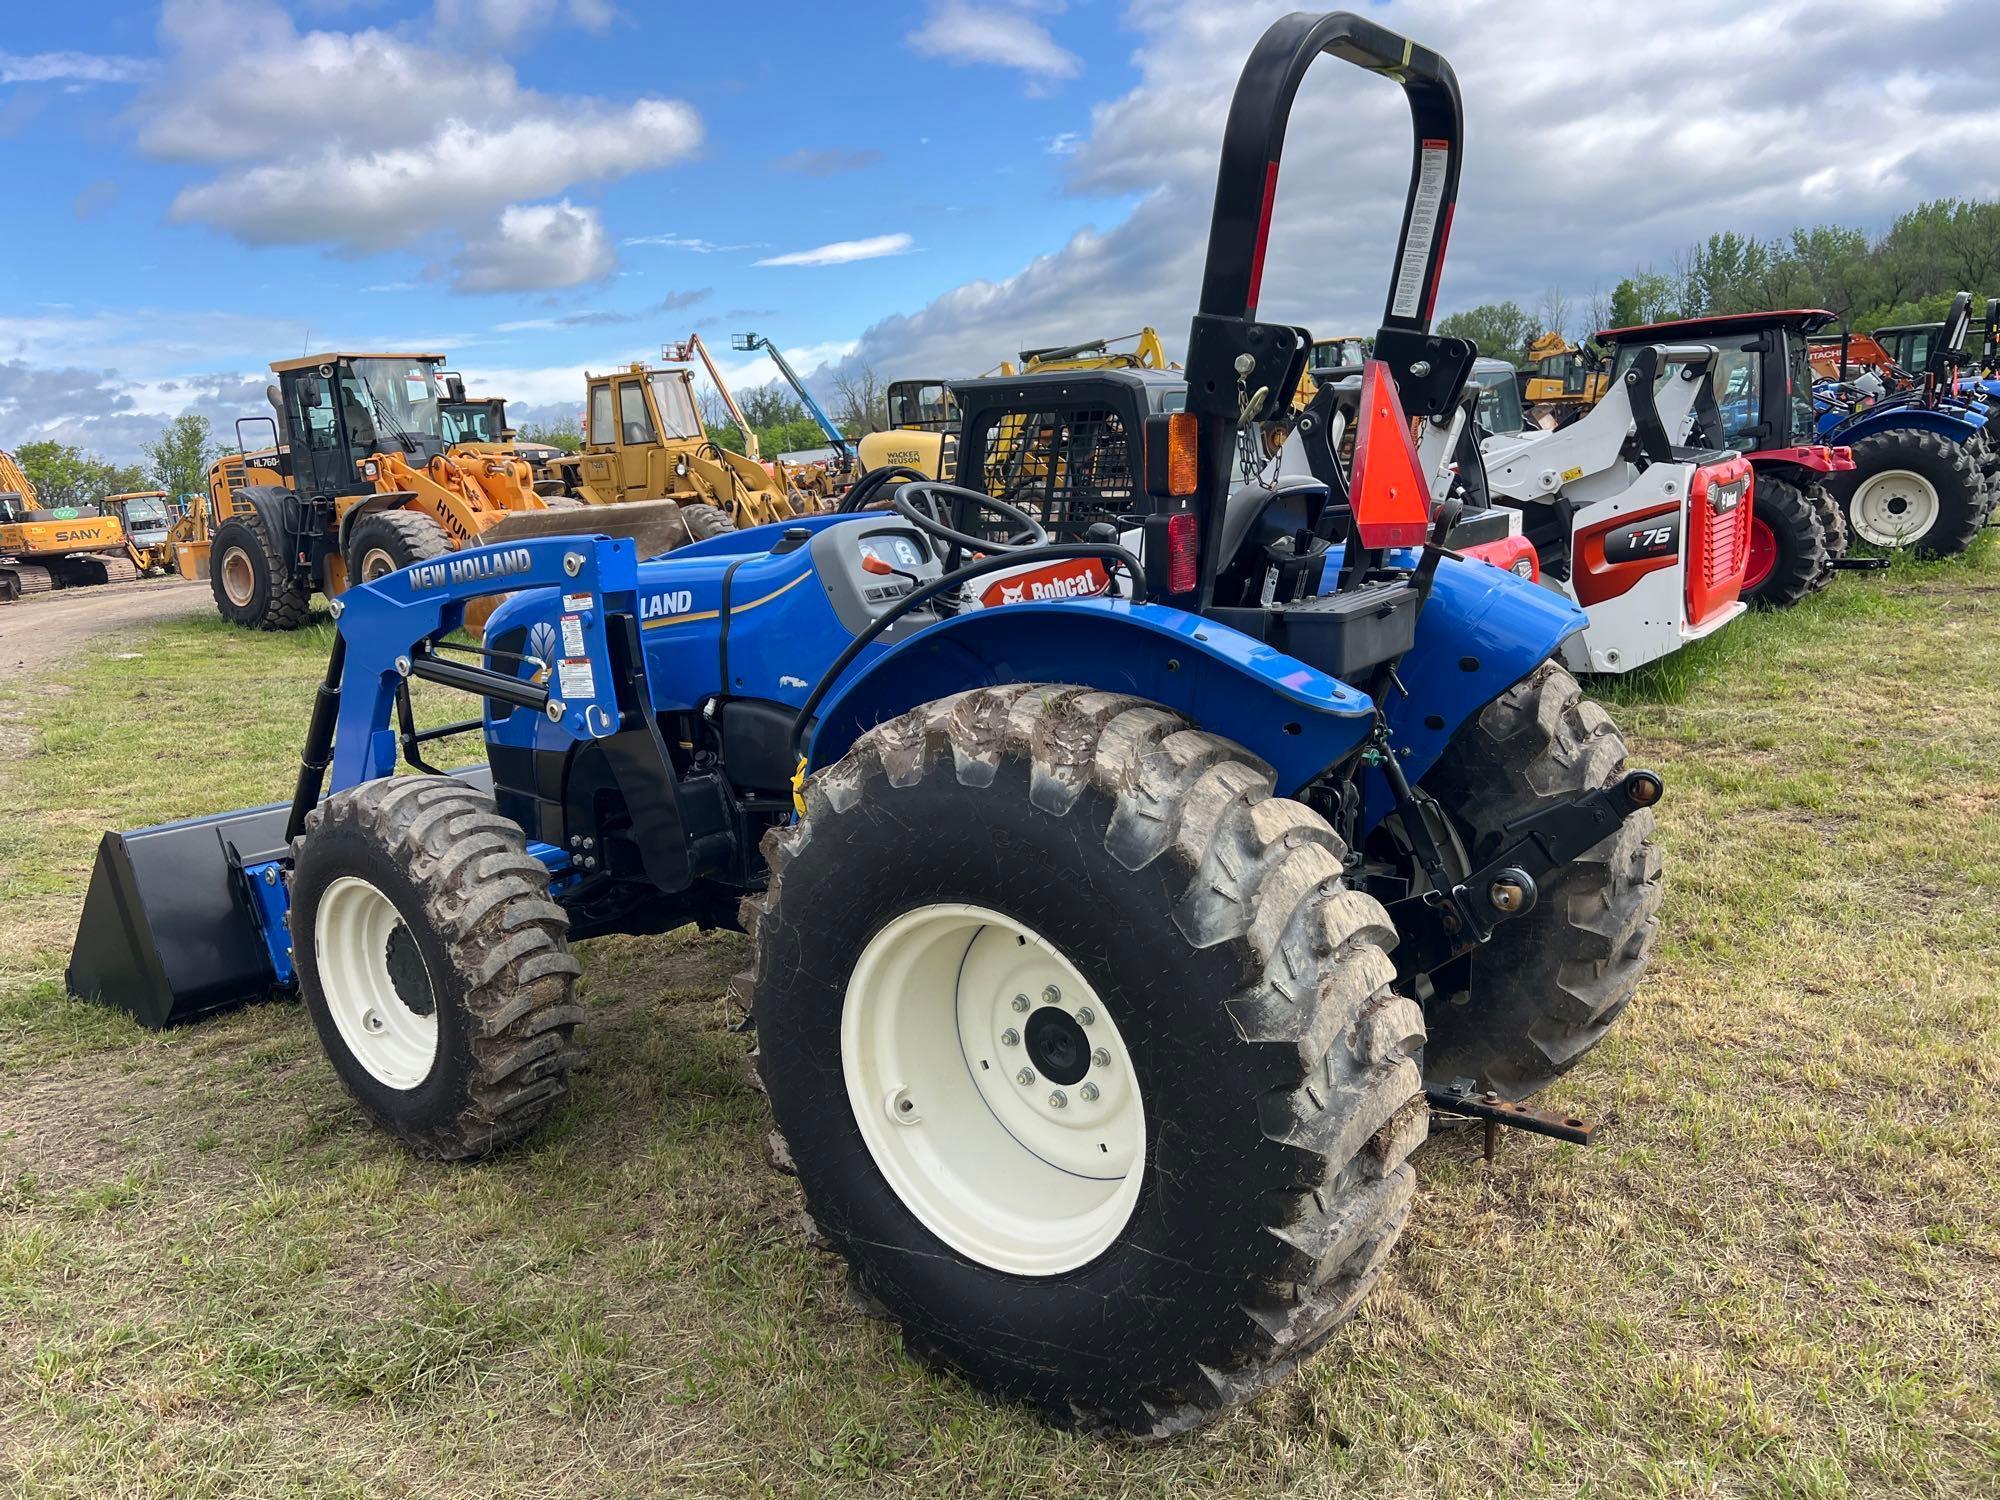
(172, 352), (682, 632)
(73, 10), (1664, 1439)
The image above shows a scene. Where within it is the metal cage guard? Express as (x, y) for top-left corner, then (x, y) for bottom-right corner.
(1181, 10), (1466, 609)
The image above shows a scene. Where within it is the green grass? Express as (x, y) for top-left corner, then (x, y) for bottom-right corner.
(3, 551), (1999, 1497)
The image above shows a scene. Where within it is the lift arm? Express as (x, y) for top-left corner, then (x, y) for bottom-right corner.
(731, 331), (855, 461)
(667, 333), (761, 461)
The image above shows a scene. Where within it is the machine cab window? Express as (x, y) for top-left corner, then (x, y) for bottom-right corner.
(616, 380), (656, 445)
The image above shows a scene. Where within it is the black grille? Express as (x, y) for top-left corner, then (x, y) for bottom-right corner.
(971, 406), (1137, 539)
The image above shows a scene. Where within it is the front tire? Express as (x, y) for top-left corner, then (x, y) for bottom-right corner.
(348, 510), (452, 585)
(1740, 473), (1826, 609)
(1417, 663), (1663, 1100)
(210, 512), (309, 630)
(750, 685), (1425, 1437)
(680, 502), (735, 540)
(291, 777), (583, 1159)
(1834, 429), (1983, 557)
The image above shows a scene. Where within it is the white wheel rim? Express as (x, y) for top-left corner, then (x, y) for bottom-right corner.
(315, 875), (439, 1090)
(220, 547), (256, 606)
(842, 903), (1146, 1276)
(358, 546), (399, 582)
(1850, 468), (1940, 547)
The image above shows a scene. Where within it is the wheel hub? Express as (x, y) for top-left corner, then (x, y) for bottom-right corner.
(1850, 467), (1940, 547)
(1023, 1003), (1089, 1085)
(384, 923), (435, 1017)
(315, 875), (440, 1091)
(841, 903), (1146, 1277)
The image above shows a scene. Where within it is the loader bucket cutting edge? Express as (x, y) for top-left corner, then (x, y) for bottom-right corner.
(67, 799), (293, 1029)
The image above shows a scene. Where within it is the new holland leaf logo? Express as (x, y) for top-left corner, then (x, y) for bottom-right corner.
(529, 622), (559, 667)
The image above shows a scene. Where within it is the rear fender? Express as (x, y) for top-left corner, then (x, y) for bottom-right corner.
(1832, 405), (1985, 447)
(235, 483), (302, 547)
(808, 597), (1377, 795)
(1361, 550), (1585, 828)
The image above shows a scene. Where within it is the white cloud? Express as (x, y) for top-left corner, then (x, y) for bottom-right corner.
(0, 51), (154, 85)
(452, 201), (614, 293)
(623, 234), (767, 253)
(756, 233), (916, 268)
(138, 0), (699, 289)
(906, 2), (1081, 79)
(844, 0), (2000, 380)
(433, 0), (616, 47)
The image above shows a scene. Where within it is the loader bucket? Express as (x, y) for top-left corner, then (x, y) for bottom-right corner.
(479, 496), (695, 558)
(67, 799), (292, 1028)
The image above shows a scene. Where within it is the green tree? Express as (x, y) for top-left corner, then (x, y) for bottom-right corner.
(1435, 300), (1534, 362)
(12, 441), (146, 512)
(521, 422), (584, 454)
(145, 413), (213, 499)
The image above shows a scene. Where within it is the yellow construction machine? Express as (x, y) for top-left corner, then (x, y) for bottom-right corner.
(544, 356), (809, 531)
(171, 351), (658, 631)
(101, 490), (178, 574)
(1518, 333), (1609, 425)
(437, 379), (570, 496)
(1, 448), (141, 600)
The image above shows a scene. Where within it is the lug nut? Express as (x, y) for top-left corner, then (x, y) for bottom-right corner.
(1048, 1090), (1068, 1109)
(1091, 1047), (1111, 1068)
(1080, 1082), (1100, 1102)
(1042, 984), (1062, 1004)
(1074, 1006), (1096, 1026)
(1016, 1068), (1036, 1086)
(1000, 1028), (1020, 1047)
(1012, 994), (1030, 1013)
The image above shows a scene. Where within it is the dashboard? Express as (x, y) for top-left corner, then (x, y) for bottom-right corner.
(810, 521), (946, 637)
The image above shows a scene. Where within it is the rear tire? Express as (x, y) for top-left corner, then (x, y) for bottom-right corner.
(347, 510), (451, 585)
(1833, 429), (1983, 557)
(1740, 473), (1825, 610)
(1807, 480), (1846, 588)
(751, 684), (1425, 1437)
(680, 502), (735, 540)
(291, 777), (582, 1160)
(1416, 662), (1663, 1101)
(210, 513), (309, 630)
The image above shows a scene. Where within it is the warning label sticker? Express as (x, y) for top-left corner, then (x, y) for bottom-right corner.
(557, 657), (595, 701)
(1390, 139), (1450, 320)
(561, 592), (592, 614)
(560, 613), (586, 658)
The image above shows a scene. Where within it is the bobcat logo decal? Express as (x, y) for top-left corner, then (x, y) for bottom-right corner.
(997, 582), (1026, 604)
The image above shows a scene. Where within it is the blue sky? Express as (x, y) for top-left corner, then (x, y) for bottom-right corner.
(3, 1), (1996, 459)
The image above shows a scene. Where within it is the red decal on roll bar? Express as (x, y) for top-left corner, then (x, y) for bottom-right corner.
(1246, 161), (1280, 314)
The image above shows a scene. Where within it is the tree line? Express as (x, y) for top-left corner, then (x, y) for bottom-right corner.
(1437, 196), (2000, 364)
(11, 414), (215, 512)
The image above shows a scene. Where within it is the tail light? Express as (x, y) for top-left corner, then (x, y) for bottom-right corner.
(1164, 512), (1199, 594)
(1143, 413), (1200, 497)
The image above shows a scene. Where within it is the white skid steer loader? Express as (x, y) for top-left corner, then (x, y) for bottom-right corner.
(1476, 343), (1753, 674)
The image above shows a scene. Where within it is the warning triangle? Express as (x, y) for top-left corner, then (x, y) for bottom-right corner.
(1349, 360), (1435, 549)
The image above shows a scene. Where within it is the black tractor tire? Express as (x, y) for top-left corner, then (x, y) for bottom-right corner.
(290, 776), (583, 1160)
(1831, 428), (1984, 558)
(348, 509), (452, 586)
(680, 502), (735, 540)
(1806, 480), (1847, 586)
(749, 684), (1426, 1438)
(1741, 473), (1826, 610)
(210, 513), (310, 631)
(1417, 662), (1663, 1101)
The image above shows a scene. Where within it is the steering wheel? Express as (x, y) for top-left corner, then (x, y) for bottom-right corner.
(839, 464), (929, 513)
(891, 482), (1049, 564)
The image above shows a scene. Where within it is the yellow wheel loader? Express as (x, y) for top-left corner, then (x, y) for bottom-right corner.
(437, 378), (570, 496)
(174, 352), (690, 631)
(0, 448), (141, 600)
(544, 359), (806, 532)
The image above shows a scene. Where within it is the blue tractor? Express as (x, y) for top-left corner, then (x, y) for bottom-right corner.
(1815, 291), (1993, 556)
(68, 12), (1665, 1436)
(1859, 294), (2000, 519)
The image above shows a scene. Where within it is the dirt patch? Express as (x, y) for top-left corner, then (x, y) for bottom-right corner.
(0, 579), (212, 688)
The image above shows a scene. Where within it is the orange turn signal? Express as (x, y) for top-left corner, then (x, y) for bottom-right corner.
(1165, 412), (1198, 496)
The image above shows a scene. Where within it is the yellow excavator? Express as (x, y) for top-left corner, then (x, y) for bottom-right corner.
(1, 448), (141, 600)
(543, 354), (811, 531)
(170, 351), (678, 631)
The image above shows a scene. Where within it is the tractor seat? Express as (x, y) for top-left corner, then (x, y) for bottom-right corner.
(1216, 474), (1331, 578)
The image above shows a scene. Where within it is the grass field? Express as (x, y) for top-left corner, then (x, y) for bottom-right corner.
(3, 547), (1998, 1498)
